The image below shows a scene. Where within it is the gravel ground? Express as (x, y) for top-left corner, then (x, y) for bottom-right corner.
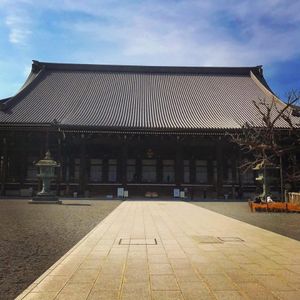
(0, 199), (121, 300)
(192, 201), (300, 241)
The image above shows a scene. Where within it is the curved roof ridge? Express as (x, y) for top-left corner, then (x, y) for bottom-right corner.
(33, 60), (262, 76)
(250, 71), (284, 106)
(0, 66), (46, 111)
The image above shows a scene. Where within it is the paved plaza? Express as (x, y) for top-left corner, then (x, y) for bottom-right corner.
(17, 201), (300, 300)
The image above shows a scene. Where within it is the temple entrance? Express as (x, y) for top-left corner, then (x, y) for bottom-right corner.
(141, 159), (157, 183)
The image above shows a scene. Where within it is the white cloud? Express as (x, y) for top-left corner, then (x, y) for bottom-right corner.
(3, 5), (33, 45)
(53, 0), (300, 66)
(1, 0), (300, 65)
(0, 0), (299, 99)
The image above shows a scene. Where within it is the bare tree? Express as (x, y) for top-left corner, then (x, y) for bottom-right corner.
(230, 91), (300, 199)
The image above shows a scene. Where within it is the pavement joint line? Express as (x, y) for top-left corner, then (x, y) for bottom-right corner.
(59, 204), (126, 300)
(152, 202), (280, 298)
(16, 201), (125, 300)
(149, 203), (185, 298)
(79, 208), (125, 300)
(118, 202), (136, 300)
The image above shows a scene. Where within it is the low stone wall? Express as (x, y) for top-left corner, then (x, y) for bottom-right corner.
(288, 192), (300, 205)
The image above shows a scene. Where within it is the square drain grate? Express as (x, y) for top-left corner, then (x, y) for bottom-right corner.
(119, 238), (157, 245)
(218, 237), (244, 242)
(192, 235), (223, 244)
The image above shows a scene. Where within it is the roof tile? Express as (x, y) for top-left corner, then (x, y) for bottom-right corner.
(0, 62), (291, 130)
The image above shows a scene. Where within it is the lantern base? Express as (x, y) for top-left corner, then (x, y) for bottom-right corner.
(29, 195), (62, 204)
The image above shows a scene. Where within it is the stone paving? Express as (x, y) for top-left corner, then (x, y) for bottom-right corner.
(16, 201), (300, 300)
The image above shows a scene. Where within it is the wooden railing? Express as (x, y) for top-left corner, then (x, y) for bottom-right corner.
(288, 192), (300, 206)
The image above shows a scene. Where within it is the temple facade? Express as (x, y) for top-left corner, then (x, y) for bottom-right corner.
(0, 61), (286, 199)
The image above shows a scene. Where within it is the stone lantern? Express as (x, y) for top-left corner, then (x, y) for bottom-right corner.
(31, 151), (61, 203)
(253, 160), (279, 202)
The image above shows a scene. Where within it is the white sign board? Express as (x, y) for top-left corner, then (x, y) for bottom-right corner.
(117, 187), (124, 198)
(173, 188), (180, 198)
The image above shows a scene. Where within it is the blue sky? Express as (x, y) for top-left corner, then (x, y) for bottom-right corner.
(0, 0), (299, 100)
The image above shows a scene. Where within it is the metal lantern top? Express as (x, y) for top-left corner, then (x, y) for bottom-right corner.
(35, 151), (60, 179)
(35, 151), (60, 168)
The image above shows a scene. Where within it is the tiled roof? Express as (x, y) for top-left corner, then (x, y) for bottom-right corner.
(0, 61), (290, 131)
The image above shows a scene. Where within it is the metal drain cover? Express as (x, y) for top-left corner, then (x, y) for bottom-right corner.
(218, 237), (244, 242)
(192, 235), (223, 244)
(119, 238), (157, 245)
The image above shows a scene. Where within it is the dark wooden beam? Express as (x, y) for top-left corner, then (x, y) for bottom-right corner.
(103, 158), (108, 183)
(207, 159), (214, 185)
(56, 134), (62, 195)
(19, 133), (27, 187)
(0, 136), (7, 195)
(216, 138), (224, 196)
(175, 138), (183, 186)
(120, 136), (128, 186)
(157, 158), (163, 183)
(190, 157), (196, 184)
(79, 134), (87, 195)
(136, 156), (142, 183)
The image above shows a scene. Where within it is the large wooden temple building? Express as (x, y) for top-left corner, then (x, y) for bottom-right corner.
(0, 61), (288, 199)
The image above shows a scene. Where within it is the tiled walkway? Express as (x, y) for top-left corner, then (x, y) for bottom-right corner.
(17, 201), (300, 300)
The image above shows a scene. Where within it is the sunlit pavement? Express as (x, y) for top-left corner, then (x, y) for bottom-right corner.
(17, 201), (300, 300)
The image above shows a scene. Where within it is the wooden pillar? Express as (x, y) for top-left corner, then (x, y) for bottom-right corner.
(175, 138), (183, 186)
(103, 158), (108, 183)
(232, 153), (237, 183)
(216, 138), (223, 196)
(1, 136), (7, 196)
(9, 133), (18, 184)
(121, 136), (128, 186)
(65, 157), (70, 196)
(45, 129), (49, 152)
(207, 154), (214, 185)
(12, 132), (23, 185)
(56, 134), (62, 195)
(37, 133), (45, 193)
(19, 133), (27, 187)
(136, 156), (142, 183)
(79, 134), (87, 195)
(157, 158), (163, 183)
(60, 133), (69, 196)
(190, 157), (196, 184)
(237, 151), (243, 199)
